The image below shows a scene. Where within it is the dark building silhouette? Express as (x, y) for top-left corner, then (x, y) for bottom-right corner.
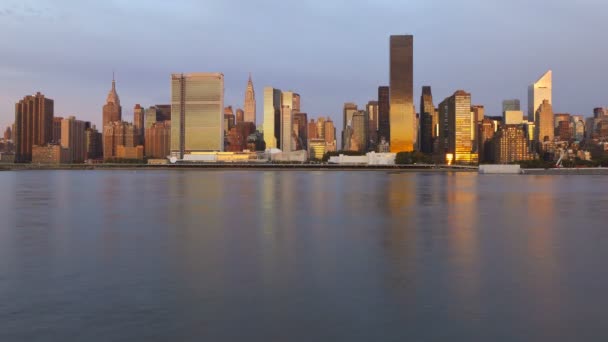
(378, 86), (390, 144)
(52, 117), (63, 144)
(293, 112), (308, 150)
(15, 92), (54, 163)
(133, 104), (145, 145)
(419, 86), (434, 153)
(478, 118), (496, 163)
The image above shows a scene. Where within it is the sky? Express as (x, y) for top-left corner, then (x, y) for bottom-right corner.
(1, 0), (607, 132)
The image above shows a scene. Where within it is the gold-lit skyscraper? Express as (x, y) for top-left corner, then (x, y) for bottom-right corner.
(263, 87), (282, 149)
(438, 90), (477, 164)
(535, 100), (554, 151)
(389, 35), (414, 152)
(528, 70), (552, 122)
(170, 73), (224, 159)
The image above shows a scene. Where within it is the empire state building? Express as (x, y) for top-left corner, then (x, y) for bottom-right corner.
(103, 75), (122, 127)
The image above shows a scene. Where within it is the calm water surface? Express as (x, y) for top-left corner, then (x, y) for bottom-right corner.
(1, 170), (607, 341)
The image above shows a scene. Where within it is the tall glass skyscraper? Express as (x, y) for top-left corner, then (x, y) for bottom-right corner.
(170, 73), (224, 159)
(419, 86), (434, 154)
(377, 86), (390, 143)
(389, 35), (414, 152)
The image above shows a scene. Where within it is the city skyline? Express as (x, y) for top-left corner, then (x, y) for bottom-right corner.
(1, 1), (607, 132)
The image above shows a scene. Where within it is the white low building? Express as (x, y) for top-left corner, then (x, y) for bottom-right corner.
(328, 152), (396, 165)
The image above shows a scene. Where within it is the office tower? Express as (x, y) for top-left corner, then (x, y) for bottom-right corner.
(293, 112), (308, 150)
(145, 106), (159, 129)
(14, 92), (54, 163)
(133, 104), (145, 145)
(308, 119), (318, 140)
(478, 118), (496, 163)
(144, 121), (171, 158)
(377, 86), (390, 143)
(535, 99), (554, 152)
(170, 73), (224, 159)
(102, 76), (122, 127)
(244, 74), (256, 124)
(342, 103), (358, 149)
(493, 125), (535, 164)
(419, 86), (435, 153)
(504, 111), (524, 125)
(528, 70), (552, 122)
(52, 117), (63, 144)
(280, 105), (293, 152)
(60, 116), (86, 163)
(4, 126), (11, 141)
(366, 101), (379, 148)
(324, 118), (336, 151)
(438, 90), (476, 164)
(85, 126), (103, 160)
(263, 87), (282, 149)
(103, 121), (141, 160)
(389, 35), (414, 152)
(236, 108), (244, 124)
(352, 110), (367, 152)
(503, 99), (521, 113)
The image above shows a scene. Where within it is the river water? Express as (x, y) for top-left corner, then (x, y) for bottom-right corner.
(1, 170), (607, 341)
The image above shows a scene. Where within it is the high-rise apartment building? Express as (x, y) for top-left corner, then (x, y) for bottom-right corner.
(145, 121), (171, 159)
(14, 92), (54, 162)
(420, 86), (435, 154)
(102, 76), (122, 127)
(52, 117), (63, 144)
(389, 35), (414, 152)
(133, 104), (145, 145)
(478, 118), (496, 163)
(493, 125), (535, 164)
(378, 86), (390, 143)
(61, 116), (86, 163)
(244, 74), (256, 124)
(308, 119), (318, 140)
(535, 100), (554, 152)
(528, 70), (552, 122)
(263, 87), (282, 149)
(324, 118), (336, 151)
(145, 106), (158, 130)
(170, 73), (224, 159)
(85, 126), (102, 160)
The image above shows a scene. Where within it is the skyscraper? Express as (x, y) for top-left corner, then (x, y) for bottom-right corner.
(244, 74), (256, 124)
(493, 125), (535, 164)
(14, 92), (54, 163)
(170, 73), (224, 159)
(282, 92), (301, 112)
(145, 106), (159, 129)
(133, 104), (145, 145)
(535, 99), (554, 149)
(102, 76), (122, 127)
(352, 110), (367, 152)
(420, 86), (434, 153)
(293, 112), (308, 150)
(61, 116), (86, 163)
(528, 70), (552, 122)
(378, 86), (390, 143)
(389, 35), (414, 152)
(263, 87), (282, 149)
(145, 121), (171, 159)
(439, 90), (476, 164)
(236, 108), (244, 124)
(324, 118), (336, 152)
(103, 121), (141, 160)
(281, 105), (293, 152)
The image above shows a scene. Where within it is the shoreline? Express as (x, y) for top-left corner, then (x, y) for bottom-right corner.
(0, 163), (476, 172)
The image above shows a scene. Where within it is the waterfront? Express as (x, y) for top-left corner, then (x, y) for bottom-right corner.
(1, 170), (608, 341)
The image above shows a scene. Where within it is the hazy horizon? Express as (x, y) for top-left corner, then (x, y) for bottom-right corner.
(1, 0), (607, 131)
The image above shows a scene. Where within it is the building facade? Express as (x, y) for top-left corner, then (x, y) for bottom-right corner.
(170, 73), (224, 159)
(244, 74), (256, 124)
(378, 86), (390, 143)
(535, 99), (554, 150)
(528, 70), (552, 122)
(493, 125), (535, 164)
(61, 116), (86, 163)
(14, 92), (54, 163)
(103, 121), (141, 161)
(389, 35), (414, 152)
(145, 121), (171, 159)
(102, 77), (122, 128)
(262, 87), (282, 149)
(133, 104), (145, 145)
